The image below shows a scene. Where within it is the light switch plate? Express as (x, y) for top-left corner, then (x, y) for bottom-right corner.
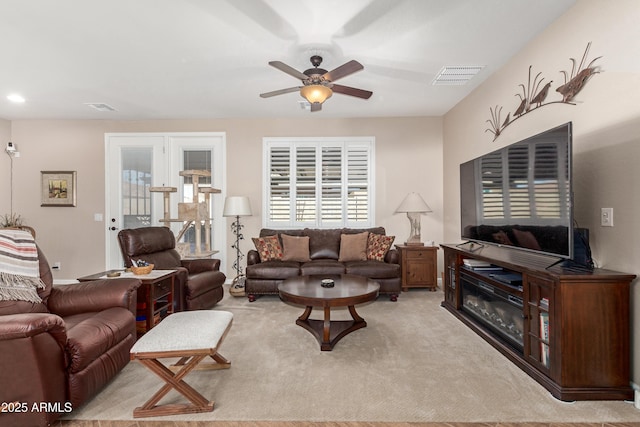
(601, 208), (614, 227)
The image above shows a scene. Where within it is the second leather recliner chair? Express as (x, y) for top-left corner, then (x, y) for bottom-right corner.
(117, 226), (226, 311)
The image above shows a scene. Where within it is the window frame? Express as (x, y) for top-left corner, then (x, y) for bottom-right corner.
(262, 136), (375, 229)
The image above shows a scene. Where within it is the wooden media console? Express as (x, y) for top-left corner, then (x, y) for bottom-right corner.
(441, 243), (635, 401)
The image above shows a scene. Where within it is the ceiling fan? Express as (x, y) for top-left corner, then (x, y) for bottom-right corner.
(260, 55), (373, 112)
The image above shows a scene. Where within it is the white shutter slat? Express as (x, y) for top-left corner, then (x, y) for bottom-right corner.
(269, 146), (291, 223)
(264, 138), (374, 228)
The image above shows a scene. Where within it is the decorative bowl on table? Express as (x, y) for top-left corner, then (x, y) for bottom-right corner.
(320, 278), (335, 288)
(131, 264), (154, 275)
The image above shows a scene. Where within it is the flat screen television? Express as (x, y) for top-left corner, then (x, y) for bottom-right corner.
(460, 122), (573, 260)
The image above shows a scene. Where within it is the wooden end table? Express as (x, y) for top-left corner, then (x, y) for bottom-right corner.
(278, 274), (379, 351)
(77, 269), (179, 334)
(396, 245), (439, 291)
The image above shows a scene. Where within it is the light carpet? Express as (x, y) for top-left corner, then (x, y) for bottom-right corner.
(64, 286), (640, 423)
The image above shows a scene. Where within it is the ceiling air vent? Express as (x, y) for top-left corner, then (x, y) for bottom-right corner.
(84, 103), (117, 112)
(432, 66), (484, 86)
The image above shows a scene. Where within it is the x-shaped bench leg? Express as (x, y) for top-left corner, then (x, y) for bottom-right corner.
(133, 354), (214, 417)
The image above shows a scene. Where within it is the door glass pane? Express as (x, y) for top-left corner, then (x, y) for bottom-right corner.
(121, 147), (152, 228)
(180, 150), (212, 254)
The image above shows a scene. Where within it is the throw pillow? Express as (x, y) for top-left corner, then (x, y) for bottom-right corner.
(367, 233), (395, 261)
(252, 235), (283, 262)
(338, 232), (369, 262)
(281, 234), (311, 262)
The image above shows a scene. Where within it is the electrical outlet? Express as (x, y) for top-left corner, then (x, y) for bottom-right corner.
(601, 208), (614, 227)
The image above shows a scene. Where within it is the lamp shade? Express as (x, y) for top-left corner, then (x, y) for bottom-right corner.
(396, 192), (432, 213)
(300, 84), (332, 104)
(223, 196), (252, 217)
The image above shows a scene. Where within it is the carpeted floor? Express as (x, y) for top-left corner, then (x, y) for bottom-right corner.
(54, 422), (640, 427)
(61, 286), (640, 424)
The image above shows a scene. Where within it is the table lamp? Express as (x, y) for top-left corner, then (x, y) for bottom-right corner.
(223, 196), (252, 295)
(396, 192), (432, 246)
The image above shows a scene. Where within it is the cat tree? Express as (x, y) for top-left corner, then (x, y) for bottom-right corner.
(150, 170), (220, 258)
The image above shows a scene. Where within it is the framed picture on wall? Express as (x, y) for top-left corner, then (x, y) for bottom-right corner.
(41, 171), (77, 207)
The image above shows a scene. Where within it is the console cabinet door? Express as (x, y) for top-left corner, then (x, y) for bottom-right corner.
(525, 274), (555, 374)
(443, 248), (460, 309)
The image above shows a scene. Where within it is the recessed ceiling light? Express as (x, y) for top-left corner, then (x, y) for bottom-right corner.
(7, 94), (26, 103)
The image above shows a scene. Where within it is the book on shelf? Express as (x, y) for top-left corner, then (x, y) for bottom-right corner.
(539, 297), (549, 310)
(540, 312), (550, 368)
(463, 259), (491, 267)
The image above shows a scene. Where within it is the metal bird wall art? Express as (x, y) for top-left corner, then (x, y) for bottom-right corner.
(486, 42), (601, 141)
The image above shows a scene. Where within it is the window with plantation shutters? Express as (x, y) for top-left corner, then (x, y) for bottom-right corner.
(479, 139), (569, 224)
(264, 137), (375, 228)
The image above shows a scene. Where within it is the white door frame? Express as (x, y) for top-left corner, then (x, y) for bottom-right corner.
(105, 132), (227, 273)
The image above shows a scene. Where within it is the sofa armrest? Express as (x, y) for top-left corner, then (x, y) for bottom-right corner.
(181, 258), (221, 273)
(247, 249), (261, 265)
(0, 312), (67, 344)
(48, 278), (141, 318)
(385, 248), (400, 264)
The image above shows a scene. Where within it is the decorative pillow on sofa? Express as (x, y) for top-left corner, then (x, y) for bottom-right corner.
(252, 235), (283, 262)
(281, 234), (311, 262)
(367, 233), (395, 261)
(338, 232), (369, 262)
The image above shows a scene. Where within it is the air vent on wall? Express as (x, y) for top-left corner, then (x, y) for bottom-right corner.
(432, 66), (485, 86)
(84, 103), (117, 112)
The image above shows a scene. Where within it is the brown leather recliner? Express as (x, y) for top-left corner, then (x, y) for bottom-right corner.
(117, 227), (226, 311)
(0, 246), (140, 427)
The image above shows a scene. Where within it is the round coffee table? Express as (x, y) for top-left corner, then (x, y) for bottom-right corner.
(278, 274), (380, 351)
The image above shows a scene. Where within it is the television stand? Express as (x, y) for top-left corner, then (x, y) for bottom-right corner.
(441, 243), (635, 401)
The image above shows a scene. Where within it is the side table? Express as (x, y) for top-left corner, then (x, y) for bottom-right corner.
(395, 245), (439, 291)
(77, 269), (179, 334)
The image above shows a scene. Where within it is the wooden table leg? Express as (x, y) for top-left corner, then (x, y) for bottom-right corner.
(323, 306), (331, 344)
(348, 305), (365, 323)
(295, 305), (368, 351)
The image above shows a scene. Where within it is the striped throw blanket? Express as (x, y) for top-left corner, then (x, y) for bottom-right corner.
(0, 229), (45, 303)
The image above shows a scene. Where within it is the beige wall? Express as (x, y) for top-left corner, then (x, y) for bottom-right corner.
(0, 119), (11, 217)
(443, 0), (640, 381)
(1, 117), (442, 280)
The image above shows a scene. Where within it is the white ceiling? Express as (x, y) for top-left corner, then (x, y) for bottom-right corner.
(0, 0), (576, 120)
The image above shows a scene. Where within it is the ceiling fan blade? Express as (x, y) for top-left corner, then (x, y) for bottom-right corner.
(310, 102), (322, 112)
(268, 61), (308, 81)
(323, 60), (364, 82)
(332, 84), (373, 100)
(260, 87), (301, 98)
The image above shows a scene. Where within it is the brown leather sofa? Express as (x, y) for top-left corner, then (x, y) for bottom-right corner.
(246, 227), (401, 301)
(0, 246), (140, 427)
(117, 226), (226, 310)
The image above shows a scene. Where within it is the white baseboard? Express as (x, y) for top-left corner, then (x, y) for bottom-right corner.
(631, 382), (640, 409)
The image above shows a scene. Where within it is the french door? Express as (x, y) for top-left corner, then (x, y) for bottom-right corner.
(105, 132), (226, 271)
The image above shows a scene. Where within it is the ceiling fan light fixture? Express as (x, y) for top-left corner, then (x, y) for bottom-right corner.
(300, 84), (332, 104)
